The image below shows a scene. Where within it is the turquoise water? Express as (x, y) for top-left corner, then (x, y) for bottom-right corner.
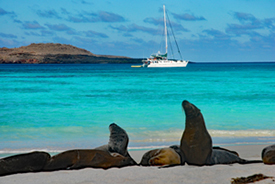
(0, 63), (275, 155)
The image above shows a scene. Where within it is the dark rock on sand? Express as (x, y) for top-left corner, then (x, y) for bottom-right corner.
(231, 173), (274, 184)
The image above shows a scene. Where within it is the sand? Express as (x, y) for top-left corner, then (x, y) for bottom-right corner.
(1, 144), (274, 184)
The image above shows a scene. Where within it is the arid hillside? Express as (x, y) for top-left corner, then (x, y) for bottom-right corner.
(0, 43), (141, 64)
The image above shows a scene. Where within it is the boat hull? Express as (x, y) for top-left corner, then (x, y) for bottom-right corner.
(142, 60), (188, 68)
(148, 63), (188, 67)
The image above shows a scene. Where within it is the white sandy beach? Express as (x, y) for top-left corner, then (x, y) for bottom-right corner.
(1, 144), (274, 184)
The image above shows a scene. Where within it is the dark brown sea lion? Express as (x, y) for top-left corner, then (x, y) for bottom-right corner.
(0, 123), (137, 176)
(180, 100), (212, 166)
(139, 145), (185, 166)
(0, 151), (50, 176)
(43, 149), (136, 171)
(44, 123), (137, 171)
(262, 144), (275, 164)
(95, 123), (137, 165)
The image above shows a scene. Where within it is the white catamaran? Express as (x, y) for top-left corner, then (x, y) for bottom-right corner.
(142, 5), (188, 68)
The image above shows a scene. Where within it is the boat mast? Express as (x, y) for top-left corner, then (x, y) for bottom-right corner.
(163, 5), (168, 56)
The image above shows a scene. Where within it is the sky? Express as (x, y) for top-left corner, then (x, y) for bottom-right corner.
(0, 0), (274, 62)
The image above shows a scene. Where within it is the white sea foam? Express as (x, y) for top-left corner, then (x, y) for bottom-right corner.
(130, 129), (275, 141)
(209, 130), (275, 137)
(0, 149), (65, 155)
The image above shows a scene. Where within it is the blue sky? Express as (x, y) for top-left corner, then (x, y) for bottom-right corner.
(0, 0), (274, 62)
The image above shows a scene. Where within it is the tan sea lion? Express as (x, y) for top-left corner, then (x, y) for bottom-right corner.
(0, 151), (50, 176)
(180, 100), (212, 166)
(262, 144), (275, 164)
(149, 148), (181, 166)
(139, 145), (184, 166)
(43, 149), (136, 171)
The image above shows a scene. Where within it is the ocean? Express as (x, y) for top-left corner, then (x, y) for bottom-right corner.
(0, 63), (274, 157)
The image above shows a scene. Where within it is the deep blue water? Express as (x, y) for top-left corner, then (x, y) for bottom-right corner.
(0, 63), (274, 155)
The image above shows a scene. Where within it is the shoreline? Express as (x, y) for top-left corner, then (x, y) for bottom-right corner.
(1, 139), (275, 159)
(1, 144), (275, 184)
(1, 141), (274, 158)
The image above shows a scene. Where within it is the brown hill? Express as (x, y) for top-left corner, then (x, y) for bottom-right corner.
(0, 43), (140, 64)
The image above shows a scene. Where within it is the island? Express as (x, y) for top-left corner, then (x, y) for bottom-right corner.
(0, 43), (142, 64)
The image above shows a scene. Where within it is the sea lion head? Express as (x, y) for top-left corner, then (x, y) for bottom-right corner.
(182, 100), (201, 118)
(108, 123), (129, 156)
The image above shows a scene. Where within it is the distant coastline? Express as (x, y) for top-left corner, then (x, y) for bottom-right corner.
(0, 43), (142, 64)
(1, 43), (274, 64)
(193, 61), (275, 64)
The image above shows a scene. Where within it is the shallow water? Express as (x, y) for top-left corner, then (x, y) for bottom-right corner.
(0, 63), (274, 155)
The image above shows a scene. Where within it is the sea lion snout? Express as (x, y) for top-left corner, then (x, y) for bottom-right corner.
(109, 123), (118, 131)
(182, 100), (189, 106)
(182, 100), (201, 118)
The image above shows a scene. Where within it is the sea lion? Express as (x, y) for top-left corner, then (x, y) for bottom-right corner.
(0, 151), (50, 176)
(43, 149), (136, 171)
(148, 148), (181, 166)
(206, 148), (262, 165)
(0, 123), (137, 176)
(180, 100), (212, 166)
(139, 149), (160, 166)
(145, 145), (261, 167)
(95, 123), (137, 165)
(140, 145), (185, 166)
(44, 123), (137, 171)
(262, 144), (275, 164)
(213, 146), (239, 156)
